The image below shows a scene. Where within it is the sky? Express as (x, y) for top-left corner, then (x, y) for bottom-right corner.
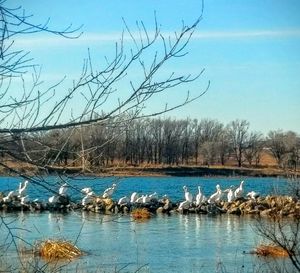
(7, 0), (300, 134)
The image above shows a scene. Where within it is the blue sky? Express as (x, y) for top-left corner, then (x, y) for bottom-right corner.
(9, 0), (300, 134)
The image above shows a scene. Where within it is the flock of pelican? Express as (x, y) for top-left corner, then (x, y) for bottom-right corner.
(1, 179), (259, 210)
(2, 180), (29, 204)
(178, 180), (259, 210)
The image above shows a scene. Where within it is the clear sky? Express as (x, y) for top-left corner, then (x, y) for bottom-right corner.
(8, 0), (300, 134)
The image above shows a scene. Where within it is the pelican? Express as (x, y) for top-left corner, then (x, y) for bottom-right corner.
(82, 191), (95, 206)
(183, 186), (193, 202)
(20, 195), (29, 205)
(130, 192), (139, 203)
(149, 192), (158, 201)
(48, 195), (59, 204)
(178, 200), (191, 210)
(135, 195), (144, 204)
(246, 191), (259, 200)
(195, 186), (205, 206)
(3, 191), (15, 203)
(142, 194), (151, 204)
(234, 181), (244, 199)
(118, 196), (129, 205)
(208, 184), (222, 204)
(81, 187), (93, 194)
(18, 180), (29, 197)
(102, 183), (117, 198)
(59, 183), (69, 196)
(224, 186), (234, 203)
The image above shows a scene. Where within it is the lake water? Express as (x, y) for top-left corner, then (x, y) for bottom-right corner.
(0, 176), (294, 272)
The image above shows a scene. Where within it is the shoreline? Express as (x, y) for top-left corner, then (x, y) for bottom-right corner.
(1, 164), (297, 178)
(100, 166), (292, 178)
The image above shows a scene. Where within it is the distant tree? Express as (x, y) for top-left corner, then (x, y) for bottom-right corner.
(267, 130), (299, 169)
(215, 129), (231, 166)
(201, 141), (217, 166)
(226, 119), (250, 167)
(244, 131), (264, 167)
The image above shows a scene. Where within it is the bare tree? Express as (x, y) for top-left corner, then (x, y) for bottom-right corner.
(226, 119), (250, 167)
(255, 215), (300, 272)
(0, 1), (209, 271)
(267, 130), (300, 170)
(0, 1), (209, 177)
(244, 131), (264, 167)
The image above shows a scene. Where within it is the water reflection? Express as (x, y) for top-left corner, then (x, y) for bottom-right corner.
(0, 211), (290, 272)
(0, 174), (293, 273)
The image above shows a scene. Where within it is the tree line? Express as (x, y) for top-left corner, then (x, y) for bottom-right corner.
(10, 117), (298, 172)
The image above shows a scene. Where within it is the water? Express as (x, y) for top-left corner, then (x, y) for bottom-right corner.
(0, 176), (294, 272)
(0, 176), (289, 203)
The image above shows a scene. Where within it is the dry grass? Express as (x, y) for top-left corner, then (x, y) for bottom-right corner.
(37, 239), (82, 261)
(255, 244), (289, 257)
(131, 208), (151, 220)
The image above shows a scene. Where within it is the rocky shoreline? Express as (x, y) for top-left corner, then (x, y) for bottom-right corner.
(1, 163), (298, 178)
(0, 194), (299, 219)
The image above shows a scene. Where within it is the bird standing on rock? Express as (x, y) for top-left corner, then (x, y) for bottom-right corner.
(234, 181), (244, 199)
(118, 196), (129, 205)
(208, 184), (222, 204)
(178, 200), (191, 211)
(130, 192), (139, 203)
(102, 183), (117, 198)
(149, 192), (158, 202)
(183, 186), (193, 202)
(195, 186), (205, 206)
(224, 186), (234, 203)
(246, 191), (259, 200)
(18, 180), (29, 197)
(59, 183), (69, 196)
(3, 191), (15, 203)
(82, 191), (95, 206)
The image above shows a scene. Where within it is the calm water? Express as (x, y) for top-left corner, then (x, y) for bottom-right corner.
(0, 176), (293, 272)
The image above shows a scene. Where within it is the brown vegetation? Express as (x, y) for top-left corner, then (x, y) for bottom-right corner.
(131, 208), (151, 220)
(36, 239), (82, 261)
(255, 244), (289, 257)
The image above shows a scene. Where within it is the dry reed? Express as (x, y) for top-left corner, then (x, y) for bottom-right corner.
(37, 239), (82, 261)
(255, 244), (289, 257)
(131, 208), (151, 220)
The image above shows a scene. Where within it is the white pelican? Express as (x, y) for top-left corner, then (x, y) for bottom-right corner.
(224, 186), (234, 203)
(82, 191), (95, 206)
(81, 187), (93, 194)
(130, 192), (139, 203)
(246, 191), (259, 200)
(234, 181), (244, 199)
(183, 186), (193, 202)
(59, 183), (69, 196)
(208, 184), (222, 204)
(149, 192), (158, 201)
(135, 195), (145, 204)
(142, 194), (151, 204)
(18, 180), (29, 197)
(102, 183), (117, 198)
(3, 191), (15, 203)
(195, 186), (205, 206)
(48, 195), (59, 204)
(20, 195), (29, 205)
(118, 196), (129, 205)
(178, 200), (191, 210)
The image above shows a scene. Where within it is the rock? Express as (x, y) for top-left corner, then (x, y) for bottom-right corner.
(228, 207), (241, 215)
(156, 207), (164, 213)
(260, 208), (277, 217)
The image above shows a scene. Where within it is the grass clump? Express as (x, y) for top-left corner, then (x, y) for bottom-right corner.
(131, 208), (151, 220)
(255, 244), (289, 257)
(37, 239), (82, 261)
